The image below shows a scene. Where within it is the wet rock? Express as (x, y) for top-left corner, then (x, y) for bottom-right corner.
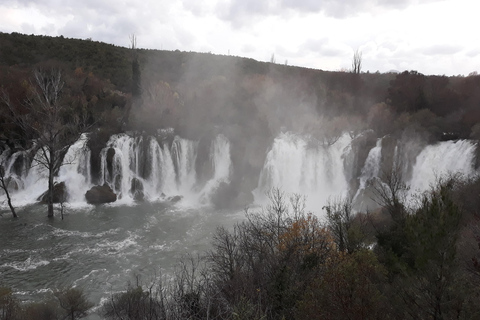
(130, 177), (144, 201)
(85, 184), (117, 204)
(106, 147), (115, 179)
(38, 182), (68, 203)
(167, 195), (183, 203)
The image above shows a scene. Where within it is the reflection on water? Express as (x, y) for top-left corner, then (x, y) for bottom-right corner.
(0, 202), (243, 318)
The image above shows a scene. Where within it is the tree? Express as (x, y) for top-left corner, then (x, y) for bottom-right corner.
(371, 162), (408, 223)
(130, 34), (141, 98)
(352, 49), (362, 74)
(0, 165), (17, 218)
(323, 197), (368, 253)
(0, 287), (20, 320)
(397, 180), (472, 319)
(3, 69), (88, 218)
(54, 287), (93, 320)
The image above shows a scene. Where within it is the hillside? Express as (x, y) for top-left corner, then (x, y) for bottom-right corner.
(1, 32), (480, 181)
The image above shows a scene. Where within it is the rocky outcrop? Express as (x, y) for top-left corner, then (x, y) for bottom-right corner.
(106, 147), (115, 180)
(38, 181), (68, 203)
(85, 184), (117, 204)
(130, 177), (144, 201)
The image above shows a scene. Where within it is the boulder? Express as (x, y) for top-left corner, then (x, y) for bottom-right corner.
(167, 195), (183, 203)
(130, 177), (144, 201)
(38, 181), (68, 204)
(85, 184), (117, 204)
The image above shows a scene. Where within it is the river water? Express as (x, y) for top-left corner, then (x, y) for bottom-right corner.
(0, 202), (244, 318)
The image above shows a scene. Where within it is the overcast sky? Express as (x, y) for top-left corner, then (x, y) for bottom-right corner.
(1, 0), (478, 76)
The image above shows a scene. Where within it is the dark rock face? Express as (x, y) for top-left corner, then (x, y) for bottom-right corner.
(38, 181), (68, 203)
(85, 184), (117, 204)
(130, 177), (144, 201)
(106, 148), (116, 180)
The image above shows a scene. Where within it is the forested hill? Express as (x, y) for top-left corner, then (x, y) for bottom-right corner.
(1, 31), (480, 144)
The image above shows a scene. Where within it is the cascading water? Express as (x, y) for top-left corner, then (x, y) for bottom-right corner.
(57, 134), (92, 205)
(408, 139), (478, 194)
(149, 138), (177, 196)
(170, 136), (198, 198)
(254, 132), (351, 210)
(0, 147), (29, 194)
(199, 134), (232, 203)
(1, 131), (478, 211)
(100, 134), (146, 202)
(96, 133), (231, 205)
(352, 138), (383, 210)
(0, 147), (49, 206)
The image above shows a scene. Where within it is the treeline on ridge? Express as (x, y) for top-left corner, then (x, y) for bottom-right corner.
(1, 31), (480, 145)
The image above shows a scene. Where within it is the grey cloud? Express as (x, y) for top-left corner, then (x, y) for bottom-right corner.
(181, 0), (209, 16)
(217, 0), (445, 27)
(302, 38), (329, 52)
(241, 43), (256, 54)
(21, 22), (36, 34)
(422, 44), (462, 55)
(216, 0), (274, 28)
(466, 49), (480, 58)
(301, 38), (346, 57)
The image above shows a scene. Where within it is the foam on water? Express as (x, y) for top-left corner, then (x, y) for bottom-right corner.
(1, 257), (50, 271)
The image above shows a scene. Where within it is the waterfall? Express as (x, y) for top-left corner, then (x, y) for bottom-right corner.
(254, 132), (350, 210)
(170, 136), (198, 198)
(0, 147), (28, 193)
(100, 134), (142, 201)
(96, 133), (230, 205)
(1, 131), (477, 210)
(199, 134), (232, 202)
(408, 140), (477, 194)
(57, 134), (92, 205)
(147, 138), (176, 197)
(0, 136), (93, 207)
(352, 138), (383, 210)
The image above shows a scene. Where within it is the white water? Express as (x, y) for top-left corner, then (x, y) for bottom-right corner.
(1, 132), (478, 211)
(352, 138), (383, 209)
(58, 134), (92, 206)
(254, 133), (479, 212)
(1, 133), (233, 208)
(409, 140), (477, 193)
(254, 132), (351, 210)
(199, 134), (232, 203)
(357, 139), (382, 193)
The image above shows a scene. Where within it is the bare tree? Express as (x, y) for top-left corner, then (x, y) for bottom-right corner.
(130, 34), (141, 98)
(0, 165), (17, 218)
(352, 49), (362, 74)
(371, 162), (408, 223)
(4, 69), (88, 218)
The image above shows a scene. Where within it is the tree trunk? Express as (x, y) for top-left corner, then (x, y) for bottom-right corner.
(47, 165), (54, 218)
(1, 178), (17, 218)
(6, 190), (17, 218)
(0, 166), (17, 218)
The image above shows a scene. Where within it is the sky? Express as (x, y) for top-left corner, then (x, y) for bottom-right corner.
(1, 0), (479, 76)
